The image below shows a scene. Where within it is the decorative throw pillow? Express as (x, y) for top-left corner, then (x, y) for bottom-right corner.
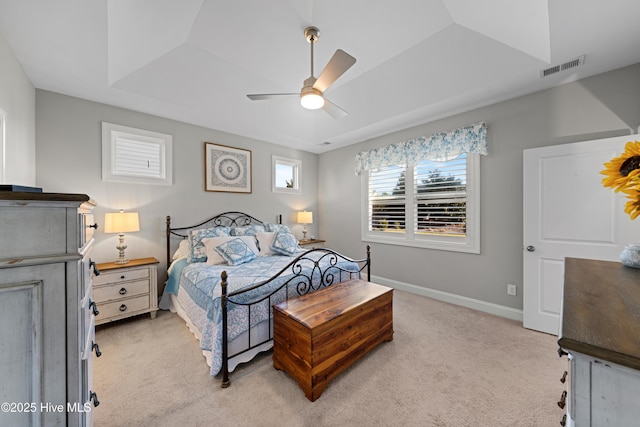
(270, 230), (299, 256)
(187, 227), (231, 263)
(265, 223), (292, 234)
(214, 238), (257, 266)
(255, 232), (276, 256)
(202, 236), (259, 265)
(231, 225), (266, 236)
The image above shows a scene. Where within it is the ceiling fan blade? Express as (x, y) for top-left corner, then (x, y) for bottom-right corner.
(313, 49), (356, 93)
(247, 93), (298, 101)
(322, 98), (348, 119)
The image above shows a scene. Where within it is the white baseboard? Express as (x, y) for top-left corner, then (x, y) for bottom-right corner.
(371, 275), (524, 323)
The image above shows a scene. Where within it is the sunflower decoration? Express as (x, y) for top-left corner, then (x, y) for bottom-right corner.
(623, 187), (640, 220)
(601, 140), (640, 220)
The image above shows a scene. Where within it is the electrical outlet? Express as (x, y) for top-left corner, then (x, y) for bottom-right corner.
(507, 284), (517, 296)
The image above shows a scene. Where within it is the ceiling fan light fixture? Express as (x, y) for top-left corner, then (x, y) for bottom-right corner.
(300, 88), (324, 110)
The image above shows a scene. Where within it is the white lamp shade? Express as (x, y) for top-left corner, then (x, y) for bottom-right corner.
(104, 211), (140, 233)
(297, 211), (313, 224)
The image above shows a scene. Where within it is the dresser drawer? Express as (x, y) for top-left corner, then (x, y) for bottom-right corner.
(93, 279), (150, 303)
(82, 316), (96, 360)
(97, 295), (150, 319)
(93, 266), (149, 286)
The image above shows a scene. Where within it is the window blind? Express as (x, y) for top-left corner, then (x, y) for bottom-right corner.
(414, 155), (467, 236)
(368, 164), (406, 232)
(113, 137), (163, 178)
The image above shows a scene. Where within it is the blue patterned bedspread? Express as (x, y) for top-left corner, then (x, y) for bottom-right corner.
(166, 251), (361, 375)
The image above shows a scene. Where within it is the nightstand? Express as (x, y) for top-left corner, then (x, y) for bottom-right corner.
(298, 238), (326, 249)
(93, 257), (159, 325)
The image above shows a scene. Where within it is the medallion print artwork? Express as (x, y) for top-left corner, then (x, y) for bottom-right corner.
(214, 154), (245, 185)
(205, 143), (252, 193)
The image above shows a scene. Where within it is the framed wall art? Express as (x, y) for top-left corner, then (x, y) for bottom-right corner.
(204, 142), (252, 193)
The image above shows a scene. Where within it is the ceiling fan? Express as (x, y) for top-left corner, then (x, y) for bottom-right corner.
(247, 26), (356, 119)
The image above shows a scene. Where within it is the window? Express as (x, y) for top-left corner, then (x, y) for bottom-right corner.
(362, 153), (481, 253)
(102, 122), (172, 185)
(272, 155), (301, 194)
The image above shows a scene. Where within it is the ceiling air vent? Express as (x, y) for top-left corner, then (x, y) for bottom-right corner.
(540, 55), (585, 78)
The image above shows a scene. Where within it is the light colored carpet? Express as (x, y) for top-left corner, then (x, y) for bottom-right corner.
(93, 290), (567, 427)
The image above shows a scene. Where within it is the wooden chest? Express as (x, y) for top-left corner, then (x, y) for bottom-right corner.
(273, 279), (393, 401)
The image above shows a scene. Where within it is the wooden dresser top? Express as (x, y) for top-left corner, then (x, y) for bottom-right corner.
(559, 257), (640, 370)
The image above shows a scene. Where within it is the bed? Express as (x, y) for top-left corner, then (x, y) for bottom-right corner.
(161, 211), (370, 387)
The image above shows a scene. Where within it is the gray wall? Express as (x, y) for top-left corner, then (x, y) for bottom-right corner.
(319, 63), (640, 312)
(0, 33), (36, 186)
(29, 62), (640, 315)
(35, 90), (319, 287)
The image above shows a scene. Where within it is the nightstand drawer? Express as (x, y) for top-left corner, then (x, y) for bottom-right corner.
(93, 266), (149, 286)
(97, 295), (150, 319)
(94, 279), (150, 303)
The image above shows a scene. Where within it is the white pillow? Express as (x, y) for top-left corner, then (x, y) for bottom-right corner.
(172, 239), (190, 261)
(202, 236), (259, 265)
(255, 232), (276, 256)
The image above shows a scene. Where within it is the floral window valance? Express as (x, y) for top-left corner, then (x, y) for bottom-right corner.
(354, 121), (488, 175)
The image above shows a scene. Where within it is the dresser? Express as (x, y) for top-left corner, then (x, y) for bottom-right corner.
(558, 258), (640, 426)
(93, 257), (158, 324)
(0, 192), (100, 427)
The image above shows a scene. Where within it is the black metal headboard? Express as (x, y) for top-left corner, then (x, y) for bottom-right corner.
(165, 211), (267, 267)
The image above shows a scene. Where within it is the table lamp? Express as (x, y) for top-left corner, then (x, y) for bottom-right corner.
(104, 210), (140, 264)
(297, 211), (313, 239)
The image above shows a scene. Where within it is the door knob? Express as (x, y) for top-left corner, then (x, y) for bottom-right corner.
(526, 245), (535, 252)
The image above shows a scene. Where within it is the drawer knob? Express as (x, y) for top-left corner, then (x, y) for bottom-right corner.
(560, 371), (567, 384)
(89, 391), (100, 407)
(92, 341), (102, 357)
(120, 275), (126, 280)
(90, 259), (100, 276)
(89, 300), (99, 316)
(119, 287), (127, 295)
(557, 390), (567, 409)
(119, 304), (127, 312)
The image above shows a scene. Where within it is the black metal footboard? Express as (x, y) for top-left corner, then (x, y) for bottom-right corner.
(220, 245), (371, 388)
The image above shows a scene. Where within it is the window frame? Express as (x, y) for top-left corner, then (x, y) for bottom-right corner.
(272, 155), (302, 194)
(361, 153), (480, 254)
(101, 122), (173, 185)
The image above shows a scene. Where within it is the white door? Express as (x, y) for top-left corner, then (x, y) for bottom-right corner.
(523, 134), (640, 334)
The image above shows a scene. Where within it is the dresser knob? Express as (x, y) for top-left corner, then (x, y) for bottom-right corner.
(560, 414), (567, 426)
(89, 391), (100, 407)
(89, 300), (99, 316)
(92, 341), (102, 357)
(119, 287), (127, 295)
(119, 304), (127, 312)
(90, 259), (100, 276)
(560, 371), (567, 383)
(557, 390), (567, 409)
(120, 275), (126, 280)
